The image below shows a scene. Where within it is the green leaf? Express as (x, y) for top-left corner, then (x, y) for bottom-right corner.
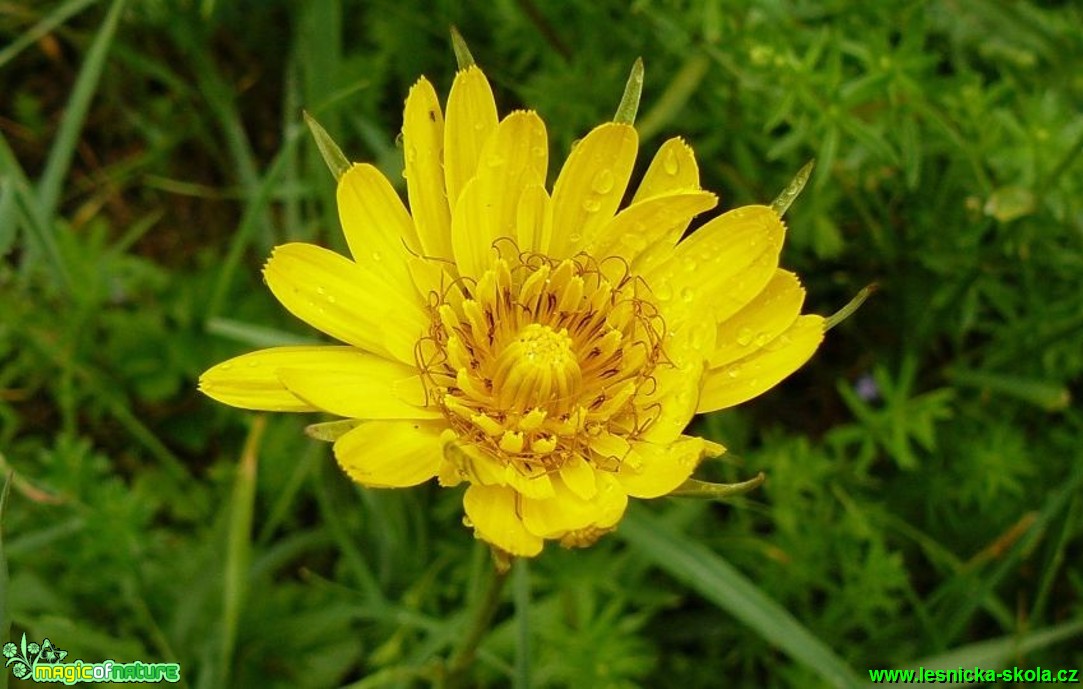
(946, 368), (1070, 411)
(620, 507), (864, 689)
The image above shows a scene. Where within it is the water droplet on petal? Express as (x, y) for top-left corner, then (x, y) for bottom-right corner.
(653, 282), (673, 301)
(620, 232), (647, 251)
(591, 169), (614, 194)
(582, 198), (602, 213)
(371, 251), (382, 262)
(316, 286), (326, 295)
(663, 148), (679, 175)
(531, 146), (546, 158)
(219, 363), (233, 371)
(680, 287), (695, 303)
(736, 327), (754, 346)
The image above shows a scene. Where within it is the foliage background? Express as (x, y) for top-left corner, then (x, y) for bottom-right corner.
(2, 0), (1082, 687)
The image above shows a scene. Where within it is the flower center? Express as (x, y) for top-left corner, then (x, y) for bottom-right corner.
(492, 323), (582, 413)
(417, 251), (669, 475)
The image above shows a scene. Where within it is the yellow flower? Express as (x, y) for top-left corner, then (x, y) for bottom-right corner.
(199, 62), (824, 558)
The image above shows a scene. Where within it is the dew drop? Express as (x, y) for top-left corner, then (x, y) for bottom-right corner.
(653, 282), (673, 301)
(620, 232), (647, 251)
(473, 120), (487, 131)
(531, 145), (546, 158)
(680, 287), (695, 303)
(327, 294), (337, 304)
(219, 363), (233, 371)
(568, 232), (583, 244)
(682, 259), (697, 273)
(663, 148), (679, 175)
(371, 251), (382, 262)
(582, 197), (602, 213)
(591, 169), (614, 194)
(247, 361), (258, 368)
(316, 286), (326, 295)
(753, 332), (771, 348)
(726, 367), (741, 379)
(736, 327), (754, 346)
(406, 146), (418, 164)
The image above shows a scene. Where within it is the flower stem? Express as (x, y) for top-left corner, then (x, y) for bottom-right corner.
(442, 564), (510, 688)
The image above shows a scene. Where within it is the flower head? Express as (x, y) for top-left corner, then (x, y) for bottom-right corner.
(200, 59), (824, 558)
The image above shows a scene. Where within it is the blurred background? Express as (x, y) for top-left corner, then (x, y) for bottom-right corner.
(2, 1), (1082, 687)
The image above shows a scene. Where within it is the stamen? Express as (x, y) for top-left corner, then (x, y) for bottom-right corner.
(419, 242), (673, 474)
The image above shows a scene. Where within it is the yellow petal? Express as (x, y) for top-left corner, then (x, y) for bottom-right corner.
(262, 243), (427, 364)
(463, 484), (544, 557)
(621, 142), (709, 275)
(277, 351), (438, 420)
(617, 436), (713, 499)
(451, 111), (549, 280)
(549, 122), (638, 258)
(444, 66), (499, 210)
(503, 464), (555, 500)
(402, 77), (452, 262)
(632, 137), (701, 204)
(586, 190), (716, 267)
(560, 454), (597, 500)
(520, 472), (627, 539)
(444, 442), (506, 486)
(637, 360), (704, 444)
(515, 183), (553, 256)
(708, 270), (805, 368)
(337, 163), (421, 290)
(198, 346), (336, 412)
(697, 314), (825, 413)
(646, 205), (784, 322)
(334, 420), (444, 487)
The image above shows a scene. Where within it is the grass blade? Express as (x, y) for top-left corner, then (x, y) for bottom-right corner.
(0, 472), (12, 689)
(219, 415), (264, 687)
(512, 559), (531, 689)
(37, 0), (128, 220)
(620, 506), (864, 689)
(0, 0), (99, 69)
(206, 123), (306, 319)
(902, 618), (1083, 678)
(0, 132), (71, 290)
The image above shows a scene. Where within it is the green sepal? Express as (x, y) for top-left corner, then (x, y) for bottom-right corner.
(669, 472), (766, 500)
(614, 58), (645, 125)
(304, 419), (360, 443)
(770, 160), (815, 217)
(450, 27), (476, 69)
(303, 111), (350, 181)
(824, 283), (877, 331)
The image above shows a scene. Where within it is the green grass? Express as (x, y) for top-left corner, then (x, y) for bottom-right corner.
(2, 1), (1082, 687)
